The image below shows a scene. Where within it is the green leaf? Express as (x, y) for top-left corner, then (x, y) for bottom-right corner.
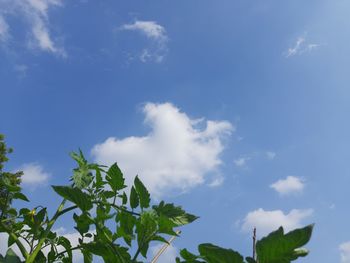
(134, 176), (150, 209)
(82, 249), (93, 263)
(117, 211), (136, 246)
(2, 249), (21, 263)
(57, 236), (72, 260)
(256, 224), (314, 263)
(70, 150), (87, 165)
(12, 192), (29, 202)
(34, 208), (46, 225)
(121, 192), (127, 205)
(72, 166), (93, 190)
(136, 211), (158, 257)
(245, 257), (257, 263)
(106, 163), (126, 192)
(74, 212), (92, 235)
(153, 201), (199, 226)
(52, 186), (93, 211)
(7, 235), (15, 248)
(130, 186), (139, 209)
(179, 248), (201, 261)
(82, 242), (130, 262)
(198, 243), (244, 263)
(70, 150), (93, 189)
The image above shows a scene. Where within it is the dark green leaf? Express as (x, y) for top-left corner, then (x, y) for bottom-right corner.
(117, 211), (136, 246)
(198, 243), (244, 263)
(245, 257), (257, 263)
(12, 192), (29, 202)
(134, 176), (150, 209)
(180, 248), (201, 261)
(136, 211), (158, 257)
(73, 212), (92, 235)
(2, 249), (21, 263)
(106, 163), (126, 192)
(256, 224), (314, 263)
(153, 201), (198, 226)
(7, 235), (15, 247)
(52, 186), (92, 211)
(130, 186), (139, 209)
(82, 249), (93, 263)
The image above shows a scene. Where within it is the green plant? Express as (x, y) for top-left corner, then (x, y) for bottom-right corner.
(0, 134), (313, 263)
(176, 224), (314, 263)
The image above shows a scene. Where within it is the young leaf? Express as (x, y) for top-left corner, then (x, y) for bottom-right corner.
(72, 166), (93, 189)
(134, 176), (150, 209)
(52, 186), (93, 211)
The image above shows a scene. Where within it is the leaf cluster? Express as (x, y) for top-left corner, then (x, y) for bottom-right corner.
(176, 224), (314, 263)
(0, 148), (198, 262)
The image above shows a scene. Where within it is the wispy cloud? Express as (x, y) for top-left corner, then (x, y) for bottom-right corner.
(92, 102), (233, 198)
(266, 151), (276, 160)
(0, 15), (9, 42)
(270, 176), (305, 195)
(340, 242), (350, 263)
(241, 208), (313, 237)
(0, 0), (65, 56)
(120, 20), (168, 63)
(234, 156), (250, 167)
(285, 34), (321, 58)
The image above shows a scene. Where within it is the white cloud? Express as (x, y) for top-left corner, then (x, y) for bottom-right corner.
(17, 163), (50, 188)
(92, 102), (233, 198)
(0, 15), (9, 42)
(266, 151), (276, 160)
(150, 243), (178, 263)
(0, 0), (65, 56)
(234, 157), (249, 167)
(120, 20), (168, 63)
(340, 242), (350, 263)
(270, 176), (305, 195)
(241, 208), (313, 237)
(285, 35), (321, 58)
(121, 20), (167, 42)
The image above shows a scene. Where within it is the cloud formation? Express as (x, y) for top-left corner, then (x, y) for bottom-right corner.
(17, 163), (50, 188)
(0, 0), (65, 56)
(270, 176), (305, 195)
(0, 15), (9, 42)
(266, 151), (276, 160)
(241, 208), (313, 236)
(340, 242), (350, 263)
(285, 35), (320, 58)
(120, 20), (168, 63)
(233, 157), (250, 167)
(92, 102), (233, 198)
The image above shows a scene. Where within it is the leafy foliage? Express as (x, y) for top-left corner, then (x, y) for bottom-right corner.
(176, 225), (314, 263)
(0, 135), (198, 262)
(0, 134), (313, 263)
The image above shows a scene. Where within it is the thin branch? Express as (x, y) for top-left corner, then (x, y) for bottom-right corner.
(151, 231), (181, 263)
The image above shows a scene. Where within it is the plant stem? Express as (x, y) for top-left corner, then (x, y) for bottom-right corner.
(0, 221), (28, 259)
(26, 199), (74, 263)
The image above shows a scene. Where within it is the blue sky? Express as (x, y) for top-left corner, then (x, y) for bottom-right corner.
(1, 0), (350, 262)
